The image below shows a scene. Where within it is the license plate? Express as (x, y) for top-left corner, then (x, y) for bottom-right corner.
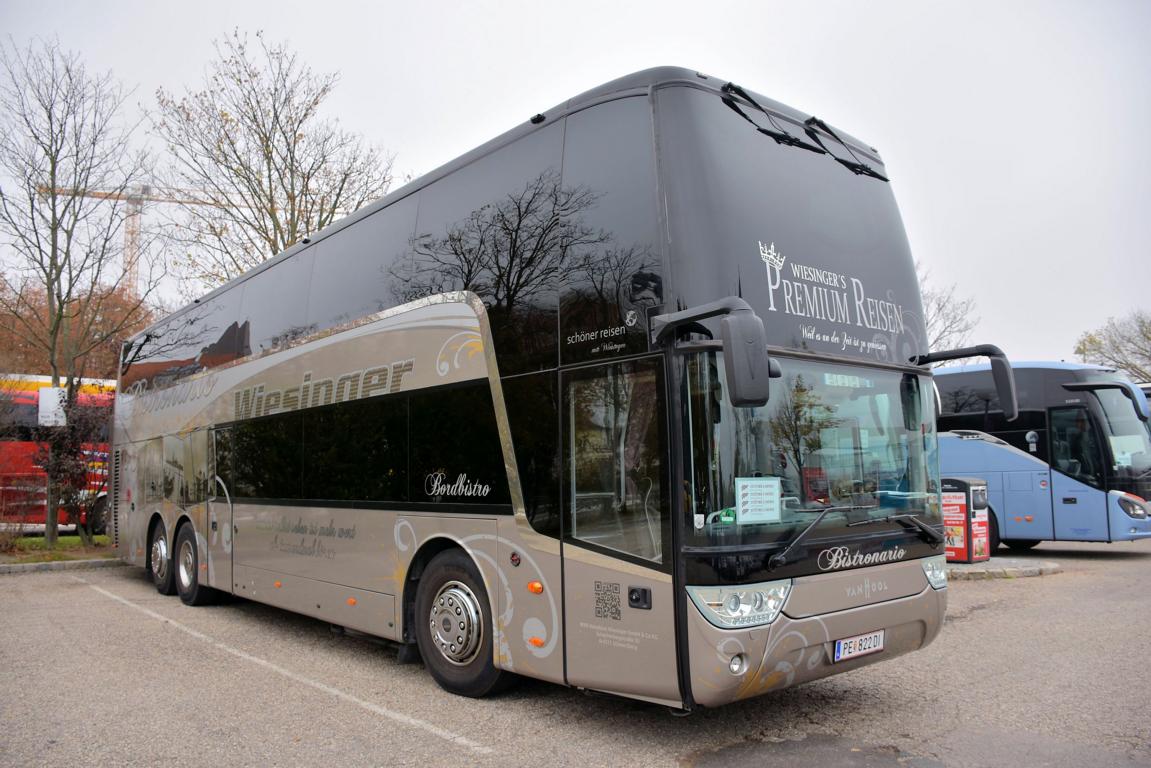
(833, 629), (885, 662)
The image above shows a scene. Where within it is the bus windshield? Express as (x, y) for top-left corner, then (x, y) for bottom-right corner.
(1094, 387), (1151, 494)
(683, 353), (940, 550)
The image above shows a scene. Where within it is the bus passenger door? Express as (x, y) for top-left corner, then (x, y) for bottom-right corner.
(560, 359), (681, 706)
(206, 427), (234, 591)
(1048, 407), (1109, 540)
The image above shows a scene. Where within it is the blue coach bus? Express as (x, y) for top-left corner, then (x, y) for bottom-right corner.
(936, 362), (1151, 550)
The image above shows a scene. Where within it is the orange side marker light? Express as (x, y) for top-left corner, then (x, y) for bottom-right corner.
(527, 581), (544, 595)
(528, 637), (545, 648)
(1024, 515), (1034, 522)
(347, 597), (357, 607)
(274, 581), (282, 588)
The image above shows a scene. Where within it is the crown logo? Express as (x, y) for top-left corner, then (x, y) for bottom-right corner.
(759, 241), (786, 270)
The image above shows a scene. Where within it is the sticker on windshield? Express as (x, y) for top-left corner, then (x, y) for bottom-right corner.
(735, 477), (782, 524)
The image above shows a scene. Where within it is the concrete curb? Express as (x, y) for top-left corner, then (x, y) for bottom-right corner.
(0, 558), (125, 575)
(946, 559), (1061, 580)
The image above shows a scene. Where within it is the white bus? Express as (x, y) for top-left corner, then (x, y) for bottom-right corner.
(112, 68), (1015, 709)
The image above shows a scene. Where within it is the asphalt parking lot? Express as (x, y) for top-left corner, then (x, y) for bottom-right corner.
(1, 542), (1149, 768)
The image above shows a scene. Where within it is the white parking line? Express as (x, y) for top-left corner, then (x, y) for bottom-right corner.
(72, 576), (494, 756)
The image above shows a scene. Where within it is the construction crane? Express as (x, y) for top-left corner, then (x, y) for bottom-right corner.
(36, 184), (216, 294)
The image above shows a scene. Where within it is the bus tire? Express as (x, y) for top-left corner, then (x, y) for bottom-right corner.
(89, 496), (108, 537)
(414, 548), (507, 698)
(987, 509), (1001, 551)
(149, 521), (177, 596)
(174, 524), (216, 606)
(1003, 539), (1040, 551)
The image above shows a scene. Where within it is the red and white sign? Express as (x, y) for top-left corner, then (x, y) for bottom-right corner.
(943, 491), (968, 562)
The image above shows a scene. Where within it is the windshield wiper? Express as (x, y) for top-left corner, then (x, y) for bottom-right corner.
(767, 504), (877, 571)
(802, 116), (889, 182)
(721, 82), (827, 155)
(848, 514), (944, 547)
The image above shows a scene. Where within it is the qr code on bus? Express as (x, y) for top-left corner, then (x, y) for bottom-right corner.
(594, 581), (621, 620)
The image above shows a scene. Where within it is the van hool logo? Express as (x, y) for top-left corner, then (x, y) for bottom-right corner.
(817, 545), (907, 572)
(425, 472), (491, 498)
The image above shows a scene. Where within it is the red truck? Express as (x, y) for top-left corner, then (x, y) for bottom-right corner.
(0, 375), (113, 532)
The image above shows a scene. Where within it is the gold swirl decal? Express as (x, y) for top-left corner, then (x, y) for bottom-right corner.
(435, 331), (484, 377)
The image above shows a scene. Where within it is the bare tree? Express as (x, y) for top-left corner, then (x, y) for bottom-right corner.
(0, 38), (159, 545)
(1075, 311), (1151, 383)
(154, 30), (395, 292)
(917, 260), (978, 355)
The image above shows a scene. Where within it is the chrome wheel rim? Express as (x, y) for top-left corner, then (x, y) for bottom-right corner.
(428, 580), (482, 665)
(178, 538), (195, 591)
(151, 533), (169, 582)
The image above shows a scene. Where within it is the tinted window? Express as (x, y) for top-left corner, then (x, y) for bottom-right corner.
(306, 194), (419, 332)
(212, 427), (233, 496)
(560, 97), (663, 364)
(1049, 407), (1105, 488)
(233, 412), (304, 499)
(396, 124), (565, 375)
(564, 358), (668, 564)
(303, 395), (408, 502)
(503, 372), (561, 536)
(240, 249), (315, 355)
(122, 289), (249, 391)
(410, 383), (509, 505)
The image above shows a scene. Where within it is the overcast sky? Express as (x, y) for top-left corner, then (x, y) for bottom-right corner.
(3, 0), (1148, 362)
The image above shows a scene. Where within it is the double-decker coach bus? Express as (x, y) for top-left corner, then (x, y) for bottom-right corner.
(113, 67), (1016, 709)
(937, 362), (1151, 549)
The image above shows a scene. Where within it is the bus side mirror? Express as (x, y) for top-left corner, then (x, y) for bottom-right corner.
(720, 310), (771, 407)
(913, 344), (1018, 422)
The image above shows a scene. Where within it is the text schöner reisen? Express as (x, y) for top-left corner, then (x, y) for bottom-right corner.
(566, 325), (627, 345)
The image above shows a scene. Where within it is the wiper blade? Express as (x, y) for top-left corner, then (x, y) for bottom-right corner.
(848, 513), (944, 547)
(802, 116), (889, 182)
(767, 504), (877, 571)
(721, 82), (826, 155)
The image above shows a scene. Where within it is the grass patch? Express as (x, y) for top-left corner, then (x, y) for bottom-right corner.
(15, 534), (110, 552)
(1, 534), (116, 564)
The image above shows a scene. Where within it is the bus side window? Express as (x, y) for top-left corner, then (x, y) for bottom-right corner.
(210, 427), (234, 499)
(184, 430), (208, 504)
(1049, 407), (1103, 487)
(142, 438), (163, 503)
(564, 359), (667, 563)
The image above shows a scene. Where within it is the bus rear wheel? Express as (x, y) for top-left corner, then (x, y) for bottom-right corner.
(175, 524), (216, 606)
(414, 549), (507, 698)
(149, 522), (176, 596)
(1003, 539), (1040, 551)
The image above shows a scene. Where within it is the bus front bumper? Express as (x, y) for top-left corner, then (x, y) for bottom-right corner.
(686, 571), (946, 708)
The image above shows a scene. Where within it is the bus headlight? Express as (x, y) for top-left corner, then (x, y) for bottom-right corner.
(686, 580), (791, 629)
(921, 555), (948, 589)
(1117, 494), (1148, 519)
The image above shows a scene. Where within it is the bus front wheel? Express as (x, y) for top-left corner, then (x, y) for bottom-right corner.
(1003, 539), (1040, 551)
(414, 549), (507, 698)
